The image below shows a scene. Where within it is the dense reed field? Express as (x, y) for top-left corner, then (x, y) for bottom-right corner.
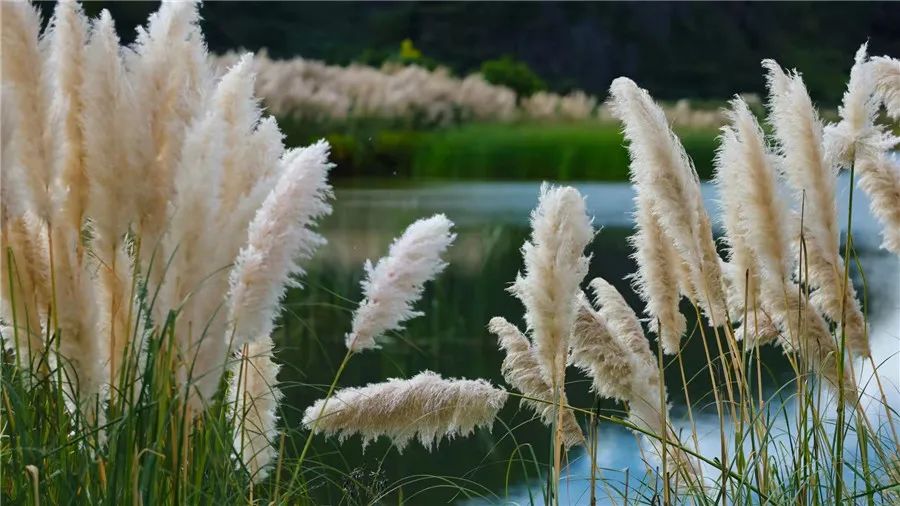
(277, 120), (719, 181)
(224, 50), (731, 181)
(3, 2), (900, 505)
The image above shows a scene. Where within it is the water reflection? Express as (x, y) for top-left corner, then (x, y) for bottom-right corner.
(285, 175), (898, 504)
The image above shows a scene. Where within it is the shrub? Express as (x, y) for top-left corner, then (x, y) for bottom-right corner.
(480, 55), (546, 98)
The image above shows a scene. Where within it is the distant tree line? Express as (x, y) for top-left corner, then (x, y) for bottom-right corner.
(36, 1), (900, 104)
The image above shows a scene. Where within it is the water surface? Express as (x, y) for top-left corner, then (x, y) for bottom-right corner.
(278, 176), (899, 504)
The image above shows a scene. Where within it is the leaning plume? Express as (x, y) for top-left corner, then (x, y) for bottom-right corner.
(763, 60), (869, 358)
(856, 154), (900, 255)
(227, 141), (333, 351)
(1, 1), (52, 220)
(226, 142), (332, 478)
(608, 77), (727, 335)
(490, 317), (585, 448)
(628, 192), (687, 353)
(583, 278), (699, 480)
(714, 99), (780, 344)
(824, 44), (898, 168)
(721, 96), (854, 392)
(303, 371), (507, 451)
(345, 214), (455, 352)
(870, 55), (900, 120)
(510, 184), (592, 387)
(569, 294), (633, 401)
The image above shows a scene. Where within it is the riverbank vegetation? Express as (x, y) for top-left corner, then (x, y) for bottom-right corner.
(2, 2), (900, 505)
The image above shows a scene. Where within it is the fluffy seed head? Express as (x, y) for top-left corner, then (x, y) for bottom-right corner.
(824, 44), (899, 169)
(510, 184), (592, 386)
(490, 317), (585, 448)
(345, 214), (455, 352)
(609, 77), (727, 332)
(856, 154), (900, 255)
(228, 141), (334, 351)
(303, 371), (507, 451)
(870, 55), (900, 120)
(764, 60), (869, 357)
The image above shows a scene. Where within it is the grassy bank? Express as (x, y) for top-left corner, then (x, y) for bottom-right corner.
(279, 119), (720, 181)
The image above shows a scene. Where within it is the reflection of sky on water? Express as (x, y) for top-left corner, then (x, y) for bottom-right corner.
(333, 174), (899, 504)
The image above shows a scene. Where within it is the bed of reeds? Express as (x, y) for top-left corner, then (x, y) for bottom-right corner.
(2, 2), (900, 505)
(212, 50), (732, 129)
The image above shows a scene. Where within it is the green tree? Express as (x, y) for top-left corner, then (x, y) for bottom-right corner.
(480, 56), (545, 98)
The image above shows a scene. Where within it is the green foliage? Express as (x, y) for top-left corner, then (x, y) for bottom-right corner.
(480, 56), (546, 98)
(279, 117), (719, 181)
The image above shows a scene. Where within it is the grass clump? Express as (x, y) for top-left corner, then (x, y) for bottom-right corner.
(3, 2), (900, 505)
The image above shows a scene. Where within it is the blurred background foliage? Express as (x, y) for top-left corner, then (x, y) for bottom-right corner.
(35, 1), (898, 181)
(42, 1), (900, 103)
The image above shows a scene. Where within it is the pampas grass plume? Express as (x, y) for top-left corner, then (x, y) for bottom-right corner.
(871, 55), (900, 120)
(303, 371), (507, 451)
(764, 59), (869, 357)
(629, 193), (687, 353)
(227, 141), (333, 351)
(714, 98), (785, 343)
(608, 77), (727, 336)
(585, 278), (699, 478)
(490, 316), (585, 448)
(856, 154), (900, 255)
(1, 1), (52, 220)
(824, 44), (899, 168)
(510, 183), (592, 386)
(345, 214), (455, 352)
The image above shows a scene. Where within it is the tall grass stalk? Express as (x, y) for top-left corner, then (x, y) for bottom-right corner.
(3, 2), (900, 504)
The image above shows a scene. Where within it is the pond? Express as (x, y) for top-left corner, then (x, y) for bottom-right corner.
(275, 175), (899, 504)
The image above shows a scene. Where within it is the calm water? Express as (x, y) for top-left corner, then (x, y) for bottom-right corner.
(276, 176), (899, 504)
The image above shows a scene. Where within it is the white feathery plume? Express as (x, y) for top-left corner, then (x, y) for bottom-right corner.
(211, 66), (288, 297)
(345, 214), (455, 352)
(227, 140), (333, 352)
(157, 58), (292, 406)
(46, 0), (89, 235)
(82, 10), (143, 245)
(0, 0), (58, 374)
(221, 133), (324, 464)
(0, 1), (53, 221)
(764, 60), (869, 358)
(824, 44), (899, 169)
(569, 294), (633, 401)
(628, 191), (687, 353)
(40, 1), (106, 402)
(490, 317), (585, 448)
(82, 11), (145, 380)
(510, 183), (592, 386)
(130, 0), (211, 261)
(585, 278), (699, 480)
(157, 95), (228, 405)
(855, 154), (900, 255)
(714, 99), (781, 344)
(229, 335), (282, 482)
(212, 55), (264, 212)
(303, 371), (508, 451)
(608, 77), (727, 334)
(721, 95), (853, 392)
(1, 86), (46, 360)
(870, 55), (900, 120)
